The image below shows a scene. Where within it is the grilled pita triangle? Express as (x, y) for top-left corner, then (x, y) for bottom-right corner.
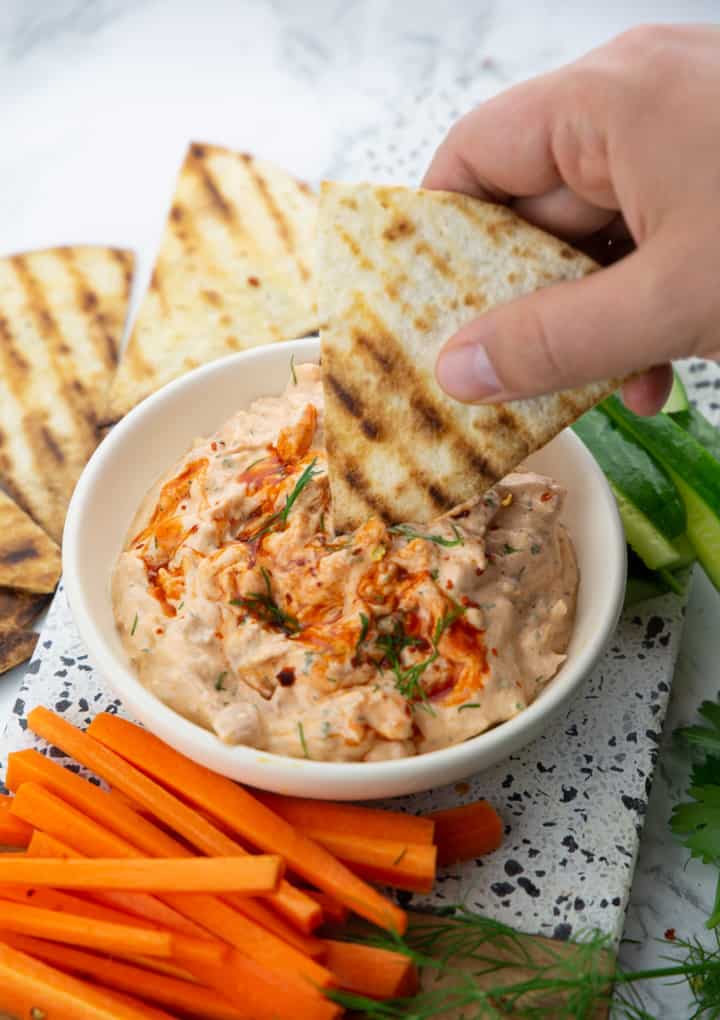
(0, 245), (135, 541)
(318, 182), (618, 531)
(0, 490), (61, 593)
(102, 143), (319, 425)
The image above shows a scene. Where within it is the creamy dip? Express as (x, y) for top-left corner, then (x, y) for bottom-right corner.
(113, 363), (578, 761)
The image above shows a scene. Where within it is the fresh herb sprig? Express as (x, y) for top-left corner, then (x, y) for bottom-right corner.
(375, 603), (466, 713)
(355, 612), (370, 655)
(253, 458), (320, 539)
(390, 523), (465, 547)
(328, 910), (720, 1020)
(230, 567), (301, 635)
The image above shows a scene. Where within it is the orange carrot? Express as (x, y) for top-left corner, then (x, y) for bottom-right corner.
(1, 932), (245, 1020)
(26, 829), (75, 858)
(304, 890), (349, 926)
(323, 939), (419, 999)
(8, 749), (324, 960)
(10, 781), (326, 986)
(78, 986), (180, 1020)
(427, 800), (504, 865)
(259, 792), (435, 845)
(22, 828), (228, 965)
(304, 830), (437, 893)
(8, 745), (322, 938)
(84, 713), (407, 934)
(0, 900), (172, 958)
(0, 854), (284, 894)
(200, 953), (342, 1020)
(0, 941), (178, 1020)
(0, 802), (32, 848)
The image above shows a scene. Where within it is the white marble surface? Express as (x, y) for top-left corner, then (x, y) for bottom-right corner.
(1, 2), (719, 1016)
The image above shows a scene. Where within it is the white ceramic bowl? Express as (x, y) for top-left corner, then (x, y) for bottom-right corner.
(63, 337), (625, 800)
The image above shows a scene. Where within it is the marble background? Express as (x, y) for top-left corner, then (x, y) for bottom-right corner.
(1, 2), (719, 1016)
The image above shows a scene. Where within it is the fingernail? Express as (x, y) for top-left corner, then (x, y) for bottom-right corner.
(436, 343), (502, 402)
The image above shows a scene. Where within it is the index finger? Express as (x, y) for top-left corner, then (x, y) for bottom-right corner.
(422, 65), (616, 209)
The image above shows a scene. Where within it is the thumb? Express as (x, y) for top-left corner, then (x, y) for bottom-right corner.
(435, 241), (689, 403)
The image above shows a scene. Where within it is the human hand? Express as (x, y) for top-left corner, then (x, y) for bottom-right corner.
(425, 24), (720, 415)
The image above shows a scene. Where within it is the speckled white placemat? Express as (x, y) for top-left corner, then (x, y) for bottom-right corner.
(3, 357), (719, 948)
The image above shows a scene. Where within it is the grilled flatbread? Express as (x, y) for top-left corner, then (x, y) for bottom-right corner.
(0, 245), (135, 542)
(318, 182), (618, 530)
(102, 143), (319, 425)
(0, 490), (61, 593)
(0, 586), (48, 639)
(0, 630), (39, 675)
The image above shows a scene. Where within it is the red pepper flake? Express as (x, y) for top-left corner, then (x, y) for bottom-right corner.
(664, 928), (676, 941)
(155, 627), (164, 635)
(247, 276), (261, 287)
(491, 647), (498, 657)
(454, 781), (471, 795)
(211, 441), (218, 451)
(475, 566), (485, 576)
(276, 667), (296, 687)
(541, 491), (553, 502)
(445, 579), (454, 590)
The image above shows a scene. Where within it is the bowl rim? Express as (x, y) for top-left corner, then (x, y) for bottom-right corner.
(63, 338), (627, 790)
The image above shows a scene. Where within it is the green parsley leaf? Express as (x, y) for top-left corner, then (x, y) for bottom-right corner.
(530, 543), (542, 555)
(503, 544), (520, 555)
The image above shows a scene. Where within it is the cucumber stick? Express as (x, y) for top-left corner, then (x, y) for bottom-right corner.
(611, 486), (694, 571)
(662, 370), (690, 413)
(572, 409), (685, 540)
(602, 396), (720, 589)
(671, 406), (720, 463)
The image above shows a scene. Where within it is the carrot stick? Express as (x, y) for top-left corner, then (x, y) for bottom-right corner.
(0, 900), (172, 958)
(9, 749), (324, 960)
(10, 774), (331, 988)
(0, 854), (284, 894)
(303, 830), (437, 894)
(79, 986), (180, 1020)
(1, 933), (246, 1020)
(123, 953), (198, 982)
(8, 746), (322, 938)
(200, 953), (342, 1020)
(0, 803), (32, 848)
(23, 826), (228, 964)
(84, 713), (407, 934)
(323, 939), (419, 999)
(426, 800), (504, 865)
(26, 829), (75, 858)
(304, 890), (349, 926)
(0, 938), (170, 1020)
(258, 791), (435, 845)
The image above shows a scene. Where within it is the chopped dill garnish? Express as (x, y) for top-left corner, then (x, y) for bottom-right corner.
(319, 511), (326, 533)
(503, 543), (520, 555)
(230, 567), (301, 635)
(215, 671), (228, 691)
(298, 721), (309, 758)
(458, 703), (483, 711)
(430, 568), (440, 581)
(530, 543), (542, 555)
(390, 523), (464, 547)
(290, 353), (298, 385)
(253, 458), (320, 539)
(244, 455), (268, 472)
(130, 613), (138, 636)
(177, 601), (184, 612)
(375, 604), (465, 714)
(356, 612), (370, 654)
